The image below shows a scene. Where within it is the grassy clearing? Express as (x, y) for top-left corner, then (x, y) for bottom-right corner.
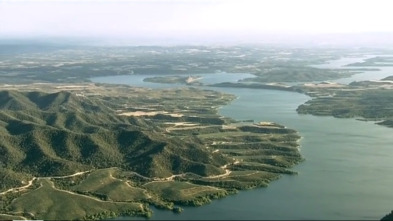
(197, 131), (256, 139)
(0, 213), (27, 220)
(190, 170), (280, 190)
(143, 181), (228, 206)
(226, 170), (280, 183)
(71, 168), (150, 202)
(71, 168), (119, 192)
(9, 179), (148, 220)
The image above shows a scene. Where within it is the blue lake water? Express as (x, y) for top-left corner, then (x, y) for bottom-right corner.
(92, 56), (393, 220)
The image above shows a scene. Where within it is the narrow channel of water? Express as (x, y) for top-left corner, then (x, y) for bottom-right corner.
(92, 55), (393, 220)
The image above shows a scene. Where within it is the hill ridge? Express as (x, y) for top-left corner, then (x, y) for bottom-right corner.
(0, 89), (232, 185)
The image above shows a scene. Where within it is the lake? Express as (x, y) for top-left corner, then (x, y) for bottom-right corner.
(92, 56), (393, 220)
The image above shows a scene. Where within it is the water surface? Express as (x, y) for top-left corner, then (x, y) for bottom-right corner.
(311, 55), (393, 84)
(93, 56), (393, 220)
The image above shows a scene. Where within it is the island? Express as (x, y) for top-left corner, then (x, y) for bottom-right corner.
(0, 83), (302, 220)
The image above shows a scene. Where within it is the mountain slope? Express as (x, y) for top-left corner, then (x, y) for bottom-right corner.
(0, 89), (231, 190)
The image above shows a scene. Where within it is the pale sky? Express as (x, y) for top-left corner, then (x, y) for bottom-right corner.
(1, 0), (392, 39)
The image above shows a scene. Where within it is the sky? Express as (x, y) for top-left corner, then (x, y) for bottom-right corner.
(1, 0), (393, 44)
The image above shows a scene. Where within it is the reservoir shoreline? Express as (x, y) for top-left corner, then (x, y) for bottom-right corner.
(92, 55), (393, 220)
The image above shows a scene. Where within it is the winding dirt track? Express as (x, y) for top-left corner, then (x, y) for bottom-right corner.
(0, 170), (91, 195)
(0, 178), (36, 195)
(0, 165), (234, 196)
(0, 213), (28, 220)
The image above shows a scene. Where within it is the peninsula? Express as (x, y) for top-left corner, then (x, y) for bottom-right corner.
(0, 83), (302, 220)
(296, 77), (393, 128)
(1, 44), (391, 220)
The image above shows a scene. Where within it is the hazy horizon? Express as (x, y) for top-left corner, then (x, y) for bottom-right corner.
(1, 0), (393, 46)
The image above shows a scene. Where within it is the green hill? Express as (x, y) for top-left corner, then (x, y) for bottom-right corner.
(0, 85), (302, 220)
(0, 89), (232, 189)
